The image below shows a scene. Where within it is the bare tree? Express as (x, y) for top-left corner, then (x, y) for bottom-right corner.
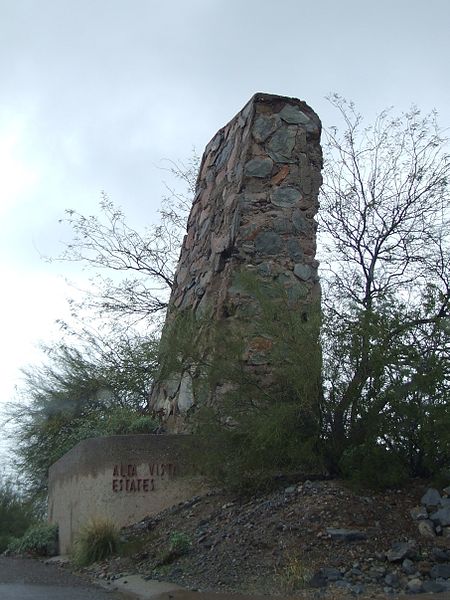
(52, 154), (199, 326)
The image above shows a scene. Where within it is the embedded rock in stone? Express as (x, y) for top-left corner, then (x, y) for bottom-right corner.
(270, 186), (302, 207)
(279, 104), (319, 133)
(244, 157), (274, 178)
(385, 572), (400, 586)
(294, 264), (313, 281)
(318, 567), (343, 581)
(286, 239), (303, 261)
(254, 231), (283, 255)
(267, 127), (297, 162)
(252, 115), (280, 142)
(149, 93), (322, 427)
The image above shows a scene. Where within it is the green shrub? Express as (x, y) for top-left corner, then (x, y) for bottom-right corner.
(339, 443), (408, 490)
(0, 478), (36, 552)
(156, 531), (192, 566)
(169, 531), (191, 555)
(193, 401), (323, 494)
(162, 279), (324, 494)
(7, 523), (58, 556)
(72, 518), (119, 566)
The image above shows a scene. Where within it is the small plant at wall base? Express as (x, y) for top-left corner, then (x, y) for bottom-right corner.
(72, 519), (119, 566)
(156, 531), (192, 566)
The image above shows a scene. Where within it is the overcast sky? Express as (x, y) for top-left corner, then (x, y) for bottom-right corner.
(1, 0), (449, 464)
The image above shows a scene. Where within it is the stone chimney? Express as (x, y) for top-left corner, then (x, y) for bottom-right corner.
(149, 93), (323, 430)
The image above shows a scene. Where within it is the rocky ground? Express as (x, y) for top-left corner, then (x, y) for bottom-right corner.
(78, 479), (450, 599)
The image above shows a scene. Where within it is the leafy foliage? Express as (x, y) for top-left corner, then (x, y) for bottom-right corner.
(318, 97), (450, 482)
(0, 477), (36, 552)
(8, 99), (450, 497)
(9, 333), (159, 504)
(163, 278), (324, 493)
(156, 531), (192, 566)
(7, 523), (58, 556)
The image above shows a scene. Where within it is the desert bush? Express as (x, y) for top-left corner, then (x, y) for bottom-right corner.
(7, 523), (58, 556)
(172, 288), (325, 492)
(0, 477), (35, 553)
(339, 443), (409, 490)
(157, 531), (192, 566)
(72, 518), (119, 566)
(169, 531), (191, 555)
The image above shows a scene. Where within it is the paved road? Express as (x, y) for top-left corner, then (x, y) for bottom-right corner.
(0, 556), (128, 600)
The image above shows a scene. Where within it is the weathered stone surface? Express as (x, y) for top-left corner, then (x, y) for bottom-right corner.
(401, 558), (415, 575)
(279, 104), (319, 133)
(430, 506), (450, 526)
(254, 231), (283, 255)
(386, 541), (417, 562)
(406, 578), (423, 594)
(270, 185), (302, 207)
(326, 528), (367, 542)
(410, 505), (428, 520)
(423, 580), (446, 594)
(292, 209), (309, 232)
(244, 157), (274, 177)
(252, 114), (280, 142)
(431, 563), (450, 579)
(177, 372), (194, 412)
(421, 487), (441, 507)
(430, 547), (449, 562)
(267, 126), (297, 162)
(417, 519), (436, 538)
(294, 263), (313, 281)
(149, 93), (322, 427)
(286, 239), (303, 261)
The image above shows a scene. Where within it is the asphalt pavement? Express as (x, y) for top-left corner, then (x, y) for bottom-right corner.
(0, 556), (128, 600)
(3, 555), (450, 600)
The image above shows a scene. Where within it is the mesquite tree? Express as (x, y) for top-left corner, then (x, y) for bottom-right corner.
(319, 96), (450, 477)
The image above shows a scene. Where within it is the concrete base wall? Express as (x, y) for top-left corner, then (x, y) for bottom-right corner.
(48, 434), (205, 554)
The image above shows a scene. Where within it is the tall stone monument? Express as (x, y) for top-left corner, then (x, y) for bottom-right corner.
(150, 93), (322, 429)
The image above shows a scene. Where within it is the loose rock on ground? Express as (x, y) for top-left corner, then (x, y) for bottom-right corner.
(73, 479), (450, 599)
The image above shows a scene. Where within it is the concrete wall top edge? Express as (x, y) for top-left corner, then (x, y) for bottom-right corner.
(48, 434), (191, 482)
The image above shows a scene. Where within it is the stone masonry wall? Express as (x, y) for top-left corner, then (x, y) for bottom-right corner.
(149, 93), (322, 428)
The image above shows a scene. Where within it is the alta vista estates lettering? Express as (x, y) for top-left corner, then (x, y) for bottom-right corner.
(111, 462), (177, 493)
